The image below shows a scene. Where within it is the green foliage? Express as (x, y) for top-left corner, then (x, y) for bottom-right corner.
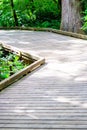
(0, 45), (27, 81)
(81, 0), (87, 33)
(33, 0), (60, 29)
(34, 20), (60, 29)
(82, 9), (87, 33)
(0, 0), (14, 26)
(0, 0), (61, 29)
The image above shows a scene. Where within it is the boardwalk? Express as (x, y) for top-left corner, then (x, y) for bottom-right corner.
(0, 30), (87, 129)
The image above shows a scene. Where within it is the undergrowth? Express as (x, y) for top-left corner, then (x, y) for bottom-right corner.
(0, 45), (28, 81)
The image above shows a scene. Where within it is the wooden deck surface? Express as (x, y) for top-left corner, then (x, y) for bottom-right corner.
(0, 30), (87, 129)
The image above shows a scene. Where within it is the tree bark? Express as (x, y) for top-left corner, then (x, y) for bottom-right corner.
(10, 0), (18, 26)
(60, 0), (82, 33)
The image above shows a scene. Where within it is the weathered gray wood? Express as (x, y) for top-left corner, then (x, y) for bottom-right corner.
(0, 30), (87, 129)
(0, 27), (87, 39)
(1, 124), (87, 129)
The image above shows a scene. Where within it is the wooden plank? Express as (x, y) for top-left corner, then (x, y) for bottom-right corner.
(1, 123), (87, 129)
(1, 119), (87, 124)
(0, 43), (45, 91)
(0, 31), (87, 130)
(0, 27), (87, 39)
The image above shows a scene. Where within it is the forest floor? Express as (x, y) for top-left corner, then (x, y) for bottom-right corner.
(0, 30), (87, 129)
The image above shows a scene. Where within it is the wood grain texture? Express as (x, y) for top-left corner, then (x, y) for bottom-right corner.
(0, 30), (87, 129)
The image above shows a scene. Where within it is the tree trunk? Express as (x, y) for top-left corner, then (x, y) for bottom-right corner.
(10, 0), (18, 26)
(60, 0), (82, 33)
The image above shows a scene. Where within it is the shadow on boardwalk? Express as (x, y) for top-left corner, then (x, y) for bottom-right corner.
(0, 30), (87, 129)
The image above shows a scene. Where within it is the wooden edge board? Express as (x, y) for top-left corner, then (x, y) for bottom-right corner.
(1, 43), (41, 61)
(0, 43), (45, 91)
(0, 27), (87, 40)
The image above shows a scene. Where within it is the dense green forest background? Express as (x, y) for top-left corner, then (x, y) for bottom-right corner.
(0, 0), (60, 29)
(0, 0), (87, 31)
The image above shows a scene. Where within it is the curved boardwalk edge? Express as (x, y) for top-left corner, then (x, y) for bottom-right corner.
(0, 27), (87, 40)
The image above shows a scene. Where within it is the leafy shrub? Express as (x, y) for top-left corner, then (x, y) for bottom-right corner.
(0, 0), (61, 29)
(0, 45), (28, 81)
(82, 9), (87, 33)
